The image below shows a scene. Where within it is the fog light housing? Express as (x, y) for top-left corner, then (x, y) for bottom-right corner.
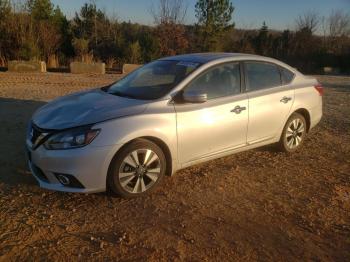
(57, 174), (70, 185)
(54, 173), (85, 189)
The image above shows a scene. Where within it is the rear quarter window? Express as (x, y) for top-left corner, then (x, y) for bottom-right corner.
(280, 67), (295, 85)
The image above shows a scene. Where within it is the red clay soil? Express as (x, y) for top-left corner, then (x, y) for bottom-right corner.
(0, 73), (349, 261)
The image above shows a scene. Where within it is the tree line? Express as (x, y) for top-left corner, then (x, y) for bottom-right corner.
(0, 0), (349, 73)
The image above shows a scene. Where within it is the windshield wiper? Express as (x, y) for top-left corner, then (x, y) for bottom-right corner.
(108, 90), (139, 99)
(100, 85), (110, 92)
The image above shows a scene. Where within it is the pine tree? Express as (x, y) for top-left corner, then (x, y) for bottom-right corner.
(0, 0), (10, 17)
(27, 0), (53, 20)
(195, 0), (234, 51)
(254, 21), (271, 55)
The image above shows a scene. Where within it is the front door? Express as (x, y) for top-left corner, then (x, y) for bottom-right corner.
(174, 62), (248, 164)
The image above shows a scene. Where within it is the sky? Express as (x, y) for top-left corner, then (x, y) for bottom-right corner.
(51, 0), (350, 31)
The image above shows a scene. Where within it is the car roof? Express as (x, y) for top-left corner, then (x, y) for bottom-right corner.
(159, 52), (261, 64)
(159, 52), (301, 75)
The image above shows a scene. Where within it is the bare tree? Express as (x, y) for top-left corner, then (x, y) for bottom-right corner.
(155, 22), (189, 56)
(150, 0), (188, 25)
(328, 10), (350, 37)
(320, 10), (350, 54)
(150, 0), (189, 56)
(38, 21), (61, 61)
(296, 11), (319, 34)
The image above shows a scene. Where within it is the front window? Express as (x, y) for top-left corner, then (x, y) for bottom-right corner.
(184, 62), (241, 100)
(106, 60), (201, 100)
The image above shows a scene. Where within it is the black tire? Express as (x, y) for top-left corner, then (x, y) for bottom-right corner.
(107, 139), (166, 198)
(278, 112), (307, 153)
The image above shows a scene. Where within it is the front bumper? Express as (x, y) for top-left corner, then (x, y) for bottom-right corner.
(26, 140), (122, 193)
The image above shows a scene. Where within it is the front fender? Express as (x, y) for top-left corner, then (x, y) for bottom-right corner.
(91, 109), (178, 163)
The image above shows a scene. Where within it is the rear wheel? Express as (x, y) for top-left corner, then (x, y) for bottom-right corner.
(107, 139), (166, 198)
(278, 113), (307, 152)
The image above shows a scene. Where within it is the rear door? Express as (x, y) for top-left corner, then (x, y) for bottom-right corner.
(244, 61), (294, 143)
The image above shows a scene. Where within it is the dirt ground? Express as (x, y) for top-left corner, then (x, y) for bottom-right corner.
(0, 72), (349, 261)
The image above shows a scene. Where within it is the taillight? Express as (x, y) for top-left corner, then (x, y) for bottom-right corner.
(314, 84), (324, 96)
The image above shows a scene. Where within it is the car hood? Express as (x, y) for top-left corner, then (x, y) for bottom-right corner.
(32, 89), (148, 130)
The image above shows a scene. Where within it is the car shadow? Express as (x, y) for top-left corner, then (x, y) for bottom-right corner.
(253, 144), (280, 153)
(0, 97), (46, 187)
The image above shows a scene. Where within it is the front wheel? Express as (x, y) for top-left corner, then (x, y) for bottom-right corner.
(278, 113), (307, 153)
(107, 139), (166, 198)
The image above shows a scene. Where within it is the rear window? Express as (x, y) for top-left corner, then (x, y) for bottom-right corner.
(245, 62), (282, 91)
(280, 67), (295, 85)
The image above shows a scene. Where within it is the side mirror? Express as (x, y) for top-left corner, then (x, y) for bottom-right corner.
(183, 90), (207, 103)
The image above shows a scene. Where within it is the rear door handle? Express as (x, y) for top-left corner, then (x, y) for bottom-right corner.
(231, 106), (246, 114)
(280, 96), (292, 103)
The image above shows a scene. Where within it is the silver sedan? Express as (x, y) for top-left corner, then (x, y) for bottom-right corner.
(26, 53), (323, 197)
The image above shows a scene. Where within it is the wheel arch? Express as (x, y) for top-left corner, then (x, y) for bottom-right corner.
(293, 108), (311, 132)
(140, 136), (173, 177)
(107, 136), (173, 181)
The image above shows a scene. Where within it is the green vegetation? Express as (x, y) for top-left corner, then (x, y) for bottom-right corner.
(195, 0), (235, 51)
(0, 0), (349, 73)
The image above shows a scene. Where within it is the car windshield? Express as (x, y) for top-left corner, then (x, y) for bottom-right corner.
(106, 60), (201, 100)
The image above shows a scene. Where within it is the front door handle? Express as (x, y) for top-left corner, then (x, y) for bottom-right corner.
(231, 106), (246, 114)
(280, 96), (292, 103)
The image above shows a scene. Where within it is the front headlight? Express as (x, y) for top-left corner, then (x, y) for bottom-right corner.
(44, 126), (100, 150)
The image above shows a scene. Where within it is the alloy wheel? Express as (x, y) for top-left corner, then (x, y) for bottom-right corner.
(285, 118), (305, 149)
(118, 149), (161, 194)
